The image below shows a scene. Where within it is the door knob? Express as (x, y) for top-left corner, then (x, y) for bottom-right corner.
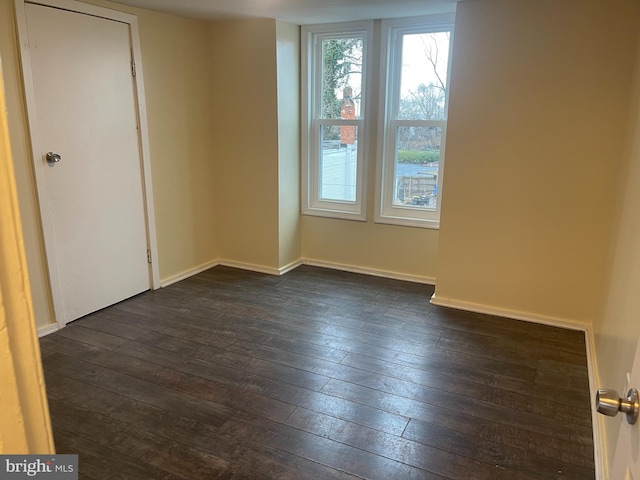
(596, 388), (639, 425)
(46, 152), (61, 164)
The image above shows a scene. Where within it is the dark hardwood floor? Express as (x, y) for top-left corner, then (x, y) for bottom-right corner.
(39, 265), (595, 479)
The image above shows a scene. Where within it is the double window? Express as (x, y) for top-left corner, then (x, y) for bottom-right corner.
(302, 15), (454, 228)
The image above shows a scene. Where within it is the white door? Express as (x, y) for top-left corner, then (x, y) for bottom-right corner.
(24, 3), (151, 324)
(611, 337), (640, 480)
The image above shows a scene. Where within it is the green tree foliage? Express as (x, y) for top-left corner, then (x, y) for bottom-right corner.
(322, 38), (362, 119)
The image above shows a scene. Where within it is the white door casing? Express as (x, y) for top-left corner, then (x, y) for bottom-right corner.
(15, 0), (160, 326)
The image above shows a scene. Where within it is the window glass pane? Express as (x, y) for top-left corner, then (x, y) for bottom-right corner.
(319, 125), (358, 202)
(321, 37), (363, 120)
(393, 126), (441, 209)
(398, 32), (450, 121)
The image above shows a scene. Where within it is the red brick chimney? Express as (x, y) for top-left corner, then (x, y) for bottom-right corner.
(340, 87), (356, 145)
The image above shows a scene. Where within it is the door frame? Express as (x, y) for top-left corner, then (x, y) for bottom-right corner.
(14, 0), (160, 329)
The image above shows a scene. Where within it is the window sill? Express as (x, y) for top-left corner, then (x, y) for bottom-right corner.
(374, 214), (440, 229)
(303, 207), (367, 222)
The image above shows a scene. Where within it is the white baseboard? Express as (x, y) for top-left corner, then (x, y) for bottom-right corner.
(160, 259), (220, 287)
(429, 294), (588, 331)
(37, 323), (59, 338)
(218, 259), (283, 276)
(279, 259), (304, 275)
(302, 258), (436, 285)
(161, 257), (435, 285)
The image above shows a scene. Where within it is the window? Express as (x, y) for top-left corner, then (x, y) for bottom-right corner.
(301, 15), (454, 227)
(376, 16), (454, 228)
(301, 22), (372, 220)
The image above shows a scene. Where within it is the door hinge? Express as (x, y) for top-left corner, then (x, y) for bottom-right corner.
(131, 59), (137, 77)
(147, 249), (152, 264)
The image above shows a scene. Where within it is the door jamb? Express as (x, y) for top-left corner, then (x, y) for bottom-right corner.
(14, 0), (160, 329)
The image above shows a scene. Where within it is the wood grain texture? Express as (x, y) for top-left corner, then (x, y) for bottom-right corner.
(41, 265), (595, 479)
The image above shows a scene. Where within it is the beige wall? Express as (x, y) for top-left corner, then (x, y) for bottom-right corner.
(594, 30), (640, 470)
(210, 19), (281, 269)
(131, 4), (218, 280)
(2, 0), (218, 327)
(302, 217), (439, 281)
(276, 21), (302, 269)
(435, 0), (639, 323)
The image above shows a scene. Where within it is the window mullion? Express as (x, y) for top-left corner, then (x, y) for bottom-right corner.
(316, 119), (364, 127)
(391, 119), (447, 128)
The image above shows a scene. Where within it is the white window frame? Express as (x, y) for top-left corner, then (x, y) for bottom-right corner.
(375, 14), (455, 229)
(301, 21), (373, 221)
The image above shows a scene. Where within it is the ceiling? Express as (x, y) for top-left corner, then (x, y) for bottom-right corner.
(109, 0), (458, 25)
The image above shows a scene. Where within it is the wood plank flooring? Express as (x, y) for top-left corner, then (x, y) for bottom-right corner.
(39, 265), (595, 479)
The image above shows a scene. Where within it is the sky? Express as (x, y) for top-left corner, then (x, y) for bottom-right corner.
(400, 31), (450, 97)
(324, 30), (451, 116)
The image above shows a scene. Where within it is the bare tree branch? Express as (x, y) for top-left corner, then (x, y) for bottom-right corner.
(420, 33), (448, 92)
